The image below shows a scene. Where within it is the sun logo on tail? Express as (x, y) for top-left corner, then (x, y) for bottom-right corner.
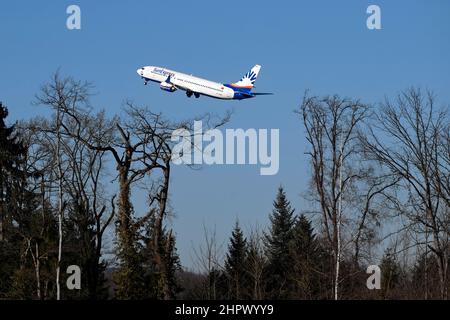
(241, 70), (258, 84)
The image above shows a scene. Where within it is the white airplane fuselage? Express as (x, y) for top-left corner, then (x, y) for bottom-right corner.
(137, 65), (265, 100)
(138, 66), (235, 99)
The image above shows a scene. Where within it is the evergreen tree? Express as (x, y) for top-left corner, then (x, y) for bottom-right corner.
(206, 267), (228, 300)
(264, 186), (296, 299)
(113, 217), (147, 299)
(289, 214), (321, 298)
(411, 252), (441, 299)
(63, 201), (109, 300)
(224, 221), (248, 299)
(0, 102), (26, 297)
(291, 214), (316, 257)
(163, 231), (182, 299)
(142, 215), (181, 299)
(380, 248), (402, 299)
(9, 196), (59, 299)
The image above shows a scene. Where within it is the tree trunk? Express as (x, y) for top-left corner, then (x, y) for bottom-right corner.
(56, 106), (63, 301)
(152, 165), (171, 299)
(0, 179), (4, 242)
(118, 166), (134, 260)
(35, 242), (41, 300)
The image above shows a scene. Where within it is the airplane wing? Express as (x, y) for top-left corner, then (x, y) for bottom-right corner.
(166, 76), (189, 92)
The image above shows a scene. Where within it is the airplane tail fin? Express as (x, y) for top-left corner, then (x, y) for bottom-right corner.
(230, 65), (261, 90)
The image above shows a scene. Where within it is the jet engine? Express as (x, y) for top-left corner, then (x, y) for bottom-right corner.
(160, 81), (177, 92)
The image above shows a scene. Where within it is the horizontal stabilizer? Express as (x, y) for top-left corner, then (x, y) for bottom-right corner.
(235, 91), (273, 98)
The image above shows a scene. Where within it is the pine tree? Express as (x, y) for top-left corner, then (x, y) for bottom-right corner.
(8, 196), (59, 299)
(163, 231), (182, 299)
(141, 215), (181, 300)
(380, 248), (402, 299)
(290, 214), (321, 298)
(63, 202), (110, 300)
(224, 221), (248, 299)
(0, 103), (25, 240)
(264, 186), (296, 299)
(113, 219), (147, 299)
(0, 102), (26, 297)
(411, 252), (441, 299)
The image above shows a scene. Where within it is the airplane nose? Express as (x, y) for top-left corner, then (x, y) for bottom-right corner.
(137, 67), (144, 76)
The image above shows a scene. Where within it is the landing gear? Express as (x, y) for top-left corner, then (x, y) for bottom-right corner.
(144, 81), (148, 85)
(186, 91), (200, 98)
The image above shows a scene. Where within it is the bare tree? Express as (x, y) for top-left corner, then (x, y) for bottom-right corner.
(360, 88), (450, 299)
(246, 226), (266, 299)
(433, 122), (450, 212)
(123, 105), (182, 299)
(58, 113), (114, 298)
(35, 76), (147, 297)
(33, 73), (115, 299)
(351, 171), (401, 267)
(298, 92), (370, 299)
(12, 119), (59, 300)
(192, 224), (224, 299)
(35, 72), (231, 299)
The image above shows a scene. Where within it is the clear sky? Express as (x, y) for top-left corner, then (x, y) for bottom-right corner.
(1, 0), (450, 269)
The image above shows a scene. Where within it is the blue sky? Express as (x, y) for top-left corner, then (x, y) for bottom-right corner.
(1, 0), (450, 269)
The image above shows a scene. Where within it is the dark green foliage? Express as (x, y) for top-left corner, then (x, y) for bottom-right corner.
(289, 214), (322, 299)
(0, 240), (21, 297)
(0, 102), (27, 297)
(411, 252), (444, 299)
(264, 186), (296, 299)
(113, 218), (148, 299)
(8, 201), (59, 300)
(207, 268), (228, 300)
(263, 188), (333, 299)
(139, 215), (182, 300)
(163, 232), (182, 298)
(63, 203), (109, 300)
(380, 248), (402, 299)
(224, 221), (248, 299)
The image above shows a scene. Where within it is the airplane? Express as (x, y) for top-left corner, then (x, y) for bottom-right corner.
(136, 64), (272, 100)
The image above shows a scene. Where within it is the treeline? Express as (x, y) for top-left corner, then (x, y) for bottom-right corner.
(0, 73), (449, 299)
(181, 187), (449, 300)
